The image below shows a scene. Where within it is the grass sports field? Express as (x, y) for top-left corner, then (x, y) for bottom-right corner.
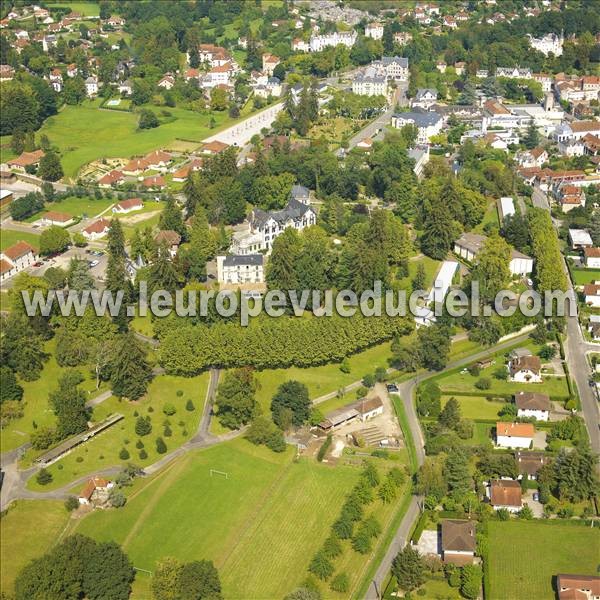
(39, 102), (235, 178)
(74, 439), (360, 599)
(0, 500), (71, 594)
(74, 438), (411, 599)
(25, 372), (209, 490)
(486, 520), (600, 600)
(0, 229), (40, 251)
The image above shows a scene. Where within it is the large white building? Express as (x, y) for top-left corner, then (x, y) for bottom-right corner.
(352, 66), (387, 97)
(528, 32), (563, 56)
(391, 111), (443, 144)
(374, 56), (409, 81)
(216, 254), (265, 284)
(231, 189), (316, 254)
(309, 30), (357, 52)
(365, 22), (383, 40)
(0, 240), (38, 282)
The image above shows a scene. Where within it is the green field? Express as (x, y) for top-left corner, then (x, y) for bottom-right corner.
(46, 2), (100, 16)
(0, 229), (40, 251)
(0, 500), (71, 594)
(572, 268), (600, 285)
(37, 196), (116, 221)
(487, 521), (600, 600)
(74, 439), (364, 599)
(441, 395), (507, 420)
(25, 372), (209, 490)
(396, 256), (442, 291)
(39, 103), (236, 178)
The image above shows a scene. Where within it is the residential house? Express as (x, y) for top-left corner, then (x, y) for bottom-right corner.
(440, 520), (476, 565)
(496, 66), (533, 79)
(78, 477), (114, 506)
(391, 112), (443, 144)
(365, 22), (384, 40)
(508, 355), (542, 383)
(83, 218), (110, 241)
(142, 175), (166, 190)
(352, 66), (388, 97)
(443, 15), (457, 29)
(262, 54), (280, 76)
(0, 241), (38, 281)
(292, 37), (310, 52)
(554, 120), (600, 143)
(584, 247), (600, 269)
(533, 73), (553, 92)
(375, 56), (409, 81)
(171, 159), (203, 182)
(66, 63), (78, 78)
(145, 150), (172, 170)
(584, 284), (600, 308)
(516, 146), (548, 169)
(158, 74), (175, 90)
(569, 229), (594, 249)
(489, 479), (522, 512)
(184, 68), (200, 83)
(201, 140), (229, 155)
(556, 575), (600, 600)
(113, 198), (143, 214)
(85, 76), (98, 97)
(393, 32), (412, 46)
(196, 44), (231, 67)
(352, 396), (384, 420)
(514, 391), (551, 421)
(117, 79), (132, 96)
(48, 68), (63, 92)
(216, 254), (265, 284)
(412, 88), (438, 109)
(454, 61), (466, 76)
(557, 185), (585, 213)
(201, 62), (233, 88)
(318, 396), (384, 431)
(515, 451), (549, 480)
(0, 64), (14, 81)
(7, 149), (45, 172)
(155, 230), (181, 257)
(40, 211), (74, 227)
(408, 146), (430, 178)
(290, 184), (310, 204)
(496, 422), (535, 449)
(98, 169), (124, 187)
(231, 197), (316, 254)
(122, 157), (149, 176)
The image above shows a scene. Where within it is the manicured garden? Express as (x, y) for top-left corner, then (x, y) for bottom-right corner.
(0, 500), (71, 595)
(25, 372), (209, 490)
(571, 267), (600, 286)
(486, 520), (600, 600)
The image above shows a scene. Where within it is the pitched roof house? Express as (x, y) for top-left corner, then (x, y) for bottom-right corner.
(441, 519), (476, 565)
(489, 479), (522, 512)
(509, 355), (542, 383)
(557, 574), (600, 600)
(514, 391), (551, 421)
(83, 218), (111, 240)
(113, 198), (143, 214)
(496, 422), (535, 449)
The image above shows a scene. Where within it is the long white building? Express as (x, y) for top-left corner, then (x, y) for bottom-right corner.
(309, 30), (357, 52)
(528, 32), (563, 56)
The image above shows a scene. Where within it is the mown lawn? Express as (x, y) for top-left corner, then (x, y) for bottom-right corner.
(572, 268), (600, 285)
(395, 255), (442, 291)
(41, 196), (115, 219)
(39, 103), (235, 178)
(441, 394), (506, 420)
(0, 229), (40, 251)
(2, 338), (105, 453)
(487, 520), (600, 600)
(46, 2), (100, 16)
(25, 372), (209, 490)
(0, 500), (71, 595)
(74, 439), (363, 599)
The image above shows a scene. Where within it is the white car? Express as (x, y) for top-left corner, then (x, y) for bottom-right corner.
(89, 260), (99, 268)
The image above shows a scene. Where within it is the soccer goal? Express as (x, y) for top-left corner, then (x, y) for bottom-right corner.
(209, 469), (229, 479)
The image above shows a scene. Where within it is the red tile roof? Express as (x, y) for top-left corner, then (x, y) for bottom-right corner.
(496, 422), (535, 438)
(83, 218), (110, 235)
(490, 479), (522, 507)
(98, 169), (124, 185)
(0, 258), (14, 274)
(3, 240), (36, 260)
(115, 198), (143, 211)
(43, 211), (72, 223)
(8, 149), (44, 167)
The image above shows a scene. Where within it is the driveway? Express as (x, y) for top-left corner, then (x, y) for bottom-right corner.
(414, 528), (440, 556)
(523, 490), (544, 518)
(533, 430), (547, 450)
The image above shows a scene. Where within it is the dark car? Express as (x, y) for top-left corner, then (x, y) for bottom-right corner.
(386, 383), (399, 393)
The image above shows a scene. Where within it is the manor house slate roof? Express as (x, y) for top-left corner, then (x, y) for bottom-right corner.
(223, 254), (264, 267)
(252, 197), (312, 228)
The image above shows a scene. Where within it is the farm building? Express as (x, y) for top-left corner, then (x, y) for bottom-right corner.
(319, 396), (384, 431)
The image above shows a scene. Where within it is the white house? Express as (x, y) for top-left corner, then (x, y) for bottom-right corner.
(569, 229), (593, 250)
(375, 56), (409, 81)
(78, 477), (114, 506)
(0, 240), (38, 281)
(412, 88), (438, 109)
(352, 66), (387, 97)
(509, 250), (534, 277)
(495, 66), (533, 79)
(365, 22), (384, 40)
(391, 111), (443, 144)
(309, 31), (357, 52)
(514, 391), (551, 421)
(508, 355), (542, 383)
(292, 38), (310, 52)
(496, 422), (535, 449)
(262, 53), (280, 76)
(83, 218), (110, 241)
(528, 32), (563, 56)
(489, 479), (522, 512)
(158, 74), (175, 89)
(231, 196), (316, 254)
(516, 147), (548, 169)
(584, 247), (600, 269)
(216, 254), (265, 285)
(353, 396), (384, 421)
(40, 211), (75, 227)
(113, 198), (143, 214)
(584, 283), (600, 308)
(498, 196), (516, 221)
(85, 76), (98, 97)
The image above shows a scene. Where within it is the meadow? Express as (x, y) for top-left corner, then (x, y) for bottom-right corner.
(0, 500), (71, 595)
(38, 196), (115, 220)
(73, 439), (366, 599)
(0, 229), (41, 251)
(25, 372), (209, 490)
(39, 102), (235, 178)
(46, 2), (100, 16)
(486, 520), (600, 600)
(441, 394), (507, 420)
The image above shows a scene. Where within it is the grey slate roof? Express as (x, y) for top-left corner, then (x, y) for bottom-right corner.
(415, 88), (438, 101)
(381, 56), (409, 68)
(223, 254), (264, 267)
(290, 184), (309, 200)
(393, 111), (442, 127)
(252, 197), (313, 228)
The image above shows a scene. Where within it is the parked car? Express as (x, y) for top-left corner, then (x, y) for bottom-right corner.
(386, 383), (399, 393)
(533, 492), (539, 502)
(89, 260), (99, 268)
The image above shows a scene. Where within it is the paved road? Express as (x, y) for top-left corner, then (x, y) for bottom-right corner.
(532, 185), (551, 210)
(365, 332), (530, 599)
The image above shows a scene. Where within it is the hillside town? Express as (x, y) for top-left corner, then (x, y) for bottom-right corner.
(0, 1), (599, 600)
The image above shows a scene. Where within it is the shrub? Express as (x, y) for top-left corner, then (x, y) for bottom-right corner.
(119, 448), (130, 460)
(36, 468), (53, 485)
(340, 358), (351, 373)
(185, 399), (195, 411)
(317, 434), (332, 462)
(163, 403), (176, 416)
(135, 439), (144, 449)
(109, 490), (127, 508)
(76, 456), (84, 463)
(135, 416), (152, 436)
(164, 424), (172, 437)
(176, 390), (184, 397)
(467, 364), (481, 377)
(475, 377), (491, 390)
(139, 449), (148, 460)
(64, 496), (79, 511)
(156, 437), (167, 454)
(496, 508), (510, 521)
